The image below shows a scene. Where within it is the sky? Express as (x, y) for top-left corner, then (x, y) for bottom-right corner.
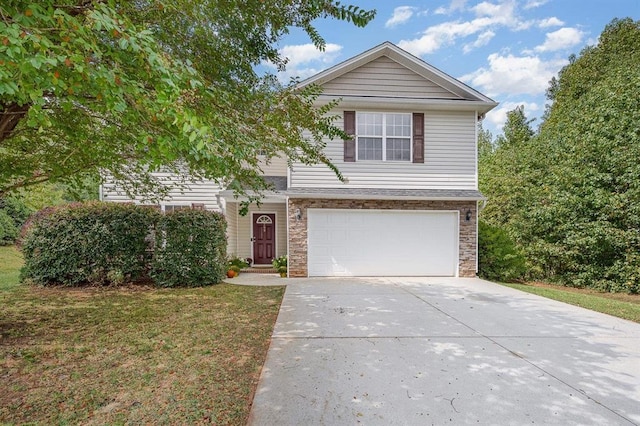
(267, 0), (640, 137)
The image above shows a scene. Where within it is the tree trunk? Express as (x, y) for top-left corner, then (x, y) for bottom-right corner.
(0, 103), (30, 143)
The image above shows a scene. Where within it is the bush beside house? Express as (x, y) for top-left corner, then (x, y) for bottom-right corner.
(20, 202), (227, 287)
(150, 209), (227, 287)
(478, 220), (526, 283)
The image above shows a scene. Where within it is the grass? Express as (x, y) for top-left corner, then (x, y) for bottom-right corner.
(500, 281), (640, 323)
(0, 246), (285, 425)
(0, 245), (23, 292)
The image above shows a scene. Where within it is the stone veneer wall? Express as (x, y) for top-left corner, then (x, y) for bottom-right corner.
(287, 198), (477, 278)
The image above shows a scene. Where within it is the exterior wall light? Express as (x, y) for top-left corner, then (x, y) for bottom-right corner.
(295, 208), (303, 221)
(465, 209), (472, 222)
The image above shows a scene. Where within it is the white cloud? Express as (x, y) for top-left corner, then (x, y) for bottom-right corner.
(485, 101), (540, 130)
(399, 20), (481, 55)
(385, 6), (416, 28)
(471, 0), (516, 23)
(537, 17), (564, 28)
(434, 0), (467, 15)
(399, 0), (530, 56)
(524, 0), (549, 9)
(463, 30), (496, 53)
(460, 53), (567, 96)
(280, 43), (342, 67)
(534, 27), (584, 52)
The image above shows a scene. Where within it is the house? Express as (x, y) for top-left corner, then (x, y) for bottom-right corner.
(101, 42), (497, 278)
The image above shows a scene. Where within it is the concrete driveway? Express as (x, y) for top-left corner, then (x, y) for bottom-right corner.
(248, 277), (640, 425)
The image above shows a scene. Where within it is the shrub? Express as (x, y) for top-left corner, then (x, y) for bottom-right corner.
(272, 254), (287, 270)
(228, 255), (250, 270)
(478, 220), (527, 282)
(0, 210), (18, 245)
(0, 195), (34, 245)
(20, 202), (160, 286)
(16, 205), (61, 248)
(272, 255), (287, 276)
(150, 209), (227, 287)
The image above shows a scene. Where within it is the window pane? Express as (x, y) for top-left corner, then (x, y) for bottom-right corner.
(357, 113), (383, 136)
(357, 137), (383, 160)
(386, 138), (411, 161)
(386, 113), (411, 137)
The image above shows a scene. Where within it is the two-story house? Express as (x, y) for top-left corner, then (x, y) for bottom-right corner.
(101, 42), (497, 278)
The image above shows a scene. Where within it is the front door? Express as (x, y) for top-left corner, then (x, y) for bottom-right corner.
(253, 214), (275, 265)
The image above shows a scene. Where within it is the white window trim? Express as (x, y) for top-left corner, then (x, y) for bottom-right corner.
(162, 204), (191, 213)
(355, 112), (413, 162)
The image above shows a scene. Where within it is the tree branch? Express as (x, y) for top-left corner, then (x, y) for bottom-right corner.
(0, 103), (31, 144)
(52, 0), (106, 17)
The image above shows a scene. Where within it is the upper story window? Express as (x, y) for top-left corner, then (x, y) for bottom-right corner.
(356, 112), (412, 162)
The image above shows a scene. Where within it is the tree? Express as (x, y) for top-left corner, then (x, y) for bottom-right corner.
(477, 121), (493, 163)
(494, 105), (535, 149)
(0, 1), (375, 198)
(479, 105), (537, 229)
(520, 18), (640, 292)
(480, 18), (640, 292)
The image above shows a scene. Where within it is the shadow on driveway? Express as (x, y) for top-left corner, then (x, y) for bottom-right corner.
(249, 277), (640, 425)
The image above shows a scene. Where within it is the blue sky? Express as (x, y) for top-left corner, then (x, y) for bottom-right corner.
(268, 0), (640, 137)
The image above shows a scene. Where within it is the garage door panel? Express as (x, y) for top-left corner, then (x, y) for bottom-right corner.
(307, 209), (458, 277)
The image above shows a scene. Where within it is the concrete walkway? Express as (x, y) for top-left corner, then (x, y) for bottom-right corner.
(248, 277), (640, 425)
(223, 273), (285, 286)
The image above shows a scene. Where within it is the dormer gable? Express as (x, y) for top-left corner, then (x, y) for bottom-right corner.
(298, 41), (497, 113)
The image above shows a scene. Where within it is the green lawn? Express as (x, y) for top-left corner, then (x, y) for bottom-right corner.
(0, 245), (23, 292)
(500, 281), (640, 323)
(0, 246), (284, 425)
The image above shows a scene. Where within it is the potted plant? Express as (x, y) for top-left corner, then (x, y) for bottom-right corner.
(272, 255), (288, 278)
(227, 255), (250, 278)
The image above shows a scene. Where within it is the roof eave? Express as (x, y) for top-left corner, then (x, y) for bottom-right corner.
(313, 95), (498, 114)
(219, 190), (287, 202)
(284, 191), (486, 202)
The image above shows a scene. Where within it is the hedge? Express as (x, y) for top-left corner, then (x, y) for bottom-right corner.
(150, 209), (227, 287)
(20, 202), (228, 287)
(20, 202), (161, 286)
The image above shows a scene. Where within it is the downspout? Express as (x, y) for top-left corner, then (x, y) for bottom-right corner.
(286, 196), (290, 278)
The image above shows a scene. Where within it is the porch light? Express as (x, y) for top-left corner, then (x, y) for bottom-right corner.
(295, 208), (303, 221)
(465, 209), (472, 222)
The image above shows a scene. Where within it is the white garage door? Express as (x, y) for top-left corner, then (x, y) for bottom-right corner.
(307, 209), (458, 277)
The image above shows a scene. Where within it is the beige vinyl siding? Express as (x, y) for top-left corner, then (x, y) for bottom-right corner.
(226, 202), (239, 256)
(258, 155), (288, 176)
(234, 203), (287, 261)
(101, 173), (223, 211)
(424, 110), (477, 174)
(322, 56), (460, 99)
(290, 110), (477, 189)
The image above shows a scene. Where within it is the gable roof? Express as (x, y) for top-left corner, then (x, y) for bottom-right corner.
(298, 41), (497, 114)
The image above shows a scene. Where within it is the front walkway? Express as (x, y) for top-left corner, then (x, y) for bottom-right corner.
(248, 277), (640, 425)
(223, 273), (286, 286)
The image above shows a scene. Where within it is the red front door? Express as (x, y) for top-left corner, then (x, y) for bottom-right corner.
(253, 214), (275, 265)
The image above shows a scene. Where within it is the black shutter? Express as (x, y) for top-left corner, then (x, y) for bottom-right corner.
(412, 112), (424, 163)
(344, 111), (356, 162)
